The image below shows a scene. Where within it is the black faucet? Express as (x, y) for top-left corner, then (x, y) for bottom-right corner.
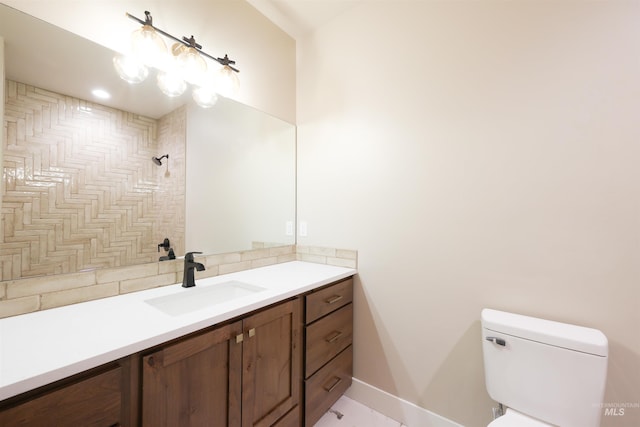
(157, 238), (171, 253)
(159, 248), (176, 261)
(182, 251), (205, 288)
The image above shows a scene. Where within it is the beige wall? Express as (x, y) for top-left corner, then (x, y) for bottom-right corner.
(2, 0), (296, 123)
(297, 1), (640, 426)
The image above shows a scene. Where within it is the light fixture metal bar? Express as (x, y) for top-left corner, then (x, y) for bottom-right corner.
(125, 11), (240, 73)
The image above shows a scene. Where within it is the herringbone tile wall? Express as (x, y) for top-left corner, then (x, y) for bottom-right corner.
(1, 80), (185, 281)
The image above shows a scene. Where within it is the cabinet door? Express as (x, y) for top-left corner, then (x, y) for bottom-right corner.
(241, 298), (301, 427)
(0, 365), (123, 427)
(142, 321), (243, 427)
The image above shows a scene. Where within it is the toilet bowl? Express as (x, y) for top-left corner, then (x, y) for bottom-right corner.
(487, 408), (552, 427)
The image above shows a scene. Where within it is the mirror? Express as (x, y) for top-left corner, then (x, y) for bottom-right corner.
(186, 98), (296, 255)
(0, 4), (296, 282)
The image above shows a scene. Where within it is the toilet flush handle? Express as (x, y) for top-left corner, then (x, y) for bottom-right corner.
(486, 336), (506, 346)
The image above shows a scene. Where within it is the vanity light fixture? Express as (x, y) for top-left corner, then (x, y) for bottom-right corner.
(113, 10), (240, 108)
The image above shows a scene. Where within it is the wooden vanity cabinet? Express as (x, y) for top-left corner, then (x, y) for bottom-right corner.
(0, 275), (355, 427)
(303, 277), (354, 426)
(141, 297), (302, 427)
(0, 358), (133, 427)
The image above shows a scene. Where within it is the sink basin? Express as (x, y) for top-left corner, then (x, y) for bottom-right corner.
(145, 281), (267, 316)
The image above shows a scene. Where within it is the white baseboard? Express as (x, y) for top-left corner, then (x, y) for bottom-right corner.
(344, 378), (465, 427)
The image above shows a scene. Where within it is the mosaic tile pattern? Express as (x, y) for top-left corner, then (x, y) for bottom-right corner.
(1, 80), (185, 280)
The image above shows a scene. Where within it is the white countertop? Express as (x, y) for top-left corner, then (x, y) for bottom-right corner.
(0, 261), (356, 401)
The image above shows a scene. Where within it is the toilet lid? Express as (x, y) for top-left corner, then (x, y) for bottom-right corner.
(487, 409), (552, 427)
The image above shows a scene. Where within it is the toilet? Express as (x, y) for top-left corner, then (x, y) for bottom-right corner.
(481, 309), (608, 427)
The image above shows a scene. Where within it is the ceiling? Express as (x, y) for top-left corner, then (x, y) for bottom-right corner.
(246, 0), (358, 39)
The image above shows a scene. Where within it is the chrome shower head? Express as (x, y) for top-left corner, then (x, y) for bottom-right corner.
(152, 154), (169, 166)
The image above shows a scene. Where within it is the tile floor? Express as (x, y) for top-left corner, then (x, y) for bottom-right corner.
(314, 396), (407, 427)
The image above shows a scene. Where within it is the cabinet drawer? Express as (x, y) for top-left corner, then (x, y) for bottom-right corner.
(305, 346), (353, 427)
(0, 366), (123, 427)
(306, 277), (353, 324)
(305, 303), (353, 378)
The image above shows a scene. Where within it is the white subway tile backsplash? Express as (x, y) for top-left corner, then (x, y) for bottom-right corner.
(241, 249), (270, 261)
(270, 246), (295, 257)
(0, 244), (356, 318)
(297, 253), (328, 264)
(41, 283), (119, 310)
(219, 261), (253, 275)
(310, 246), (337, 257)
(97, 263), (159, 284)
(327, 257), (357, 269)
(7, 272), (96, 298)
(120, 272), (176, 294)
(250, 257), (279, 269)
(0, 295), (40, 318)
(336, 249), (357, 260)
(277, 253), (297, 263)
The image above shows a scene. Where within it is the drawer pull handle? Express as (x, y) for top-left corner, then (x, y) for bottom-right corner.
(326, 331), (343, 343)
(325, 295), (343, 304)
(324, 377), (342, 393)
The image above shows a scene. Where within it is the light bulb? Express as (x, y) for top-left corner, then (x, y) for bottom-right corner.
(216, 65), (240, 97)
(192, 86), (218, 108)
(131, 25), (167, 68)
(176, 46), (207, 85)
(157, 71), (187, 97)
(113, 55), (149, 84)
(171, 42), (187, 57)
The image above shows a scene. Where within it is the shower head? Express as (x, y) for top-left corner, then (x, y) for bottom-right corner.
(152, 154), (169, 166)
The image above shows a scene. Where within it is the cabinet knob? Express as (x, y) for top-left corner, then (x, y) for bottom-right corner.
(147, 356), (155, 367)
(236, 333), (244, 344)
(248, 328), (256, 338)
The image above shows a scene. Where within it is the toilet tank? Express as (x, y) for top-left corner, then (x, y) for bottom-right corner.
(481, 309), (608, 427)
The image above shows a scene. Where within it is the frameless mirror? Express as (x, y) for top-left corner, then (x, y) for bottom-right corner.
(0, 4), (296, 282)
(186, 98), (296, 254)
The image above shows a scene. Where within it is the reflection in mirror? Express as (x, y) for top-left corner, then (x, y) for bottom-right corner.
(2, 79), (186, 280)
(0, 4), (295, 282)
(186, 98), (295, 254)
